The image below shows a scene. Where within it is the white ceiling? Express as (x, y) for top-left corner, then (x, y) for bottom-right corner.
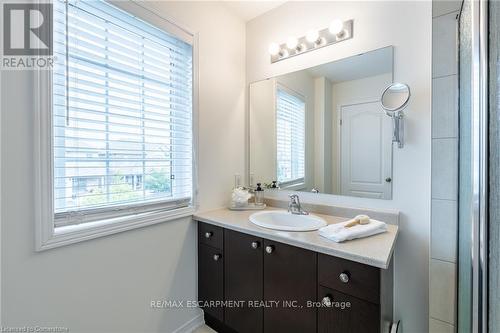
(223, 1), (286, 22)
(306, 47), (393, 83)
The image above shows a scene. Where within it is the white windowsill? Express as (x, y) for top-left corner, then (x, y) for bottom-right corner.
(37, 206), (195, 251)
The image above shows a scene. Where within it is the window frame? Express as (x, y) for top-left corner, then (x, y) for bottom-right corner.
(274, 83), (306, 189)
(34, 0), (199, 251)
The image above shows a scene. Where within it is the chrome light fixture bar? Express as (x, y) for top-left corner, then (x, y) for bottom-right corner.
(269, 19), (353, 63)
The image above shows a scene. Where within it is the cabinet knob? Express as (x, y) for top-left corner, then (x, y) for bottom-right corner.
(265, 245), (274, 254)
(213, 254), (221, 261)
(385, 177), (392, 183)
(205, 231), (213, 239)
(251, 241), (260, 249)
(339, 272), (350, 283)
(321, 296), (332, 307)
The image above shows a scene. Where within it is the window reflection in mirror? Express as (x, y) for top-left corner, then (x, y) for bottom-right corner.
(276, 86), (306, 187)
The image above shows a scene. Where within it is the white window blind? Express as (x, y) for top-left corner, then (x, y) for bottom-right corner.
(276, 87), (305, 185)
(52, 0), (193, 227)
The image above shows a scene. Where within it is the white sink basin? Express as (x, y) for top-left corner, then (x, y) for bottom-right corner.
(249, 210), (327, 231)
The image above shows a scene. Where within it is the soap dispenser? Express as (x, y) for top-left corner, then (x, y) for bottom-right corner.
(254, 183), (264, 206)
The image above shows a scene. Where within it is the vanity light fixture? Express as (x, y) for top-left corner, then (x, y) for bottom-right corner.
(268, 19), (353, 63)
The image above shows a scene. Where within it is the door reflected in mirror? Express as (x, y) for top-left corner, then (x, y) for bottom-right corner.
(249, 46), (394, 199)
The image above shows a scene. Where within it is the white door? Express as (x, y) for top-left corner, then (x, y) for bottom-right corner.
(340, 101), (392, 199)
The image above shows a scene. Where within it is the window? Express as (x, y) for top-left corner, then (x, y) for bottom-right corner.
(276, 86), (305, 185)
(35, 0), (195, 247)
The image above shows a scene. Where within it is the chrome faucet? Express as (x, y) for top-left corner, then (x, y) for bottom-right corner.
(288, 194), (308, 215)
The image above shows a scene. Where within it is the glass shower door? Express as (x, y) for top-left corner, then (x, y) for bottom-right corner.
(457, 0), (488, 332)
(458, 0), (473, 330)
(488, 1), (500, 331)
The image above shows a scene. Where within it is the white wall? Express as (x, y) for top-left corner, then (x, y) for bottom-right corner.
(0, 1), (246, 332)
(313, 76), (334, 193)
(246, 2), (431, 333)
(314, 77), (327, 192)
(324, 78), (333, 194)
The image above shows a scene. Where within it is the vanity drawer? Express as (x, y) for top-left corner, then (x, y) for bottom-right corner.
(318, 254), (380, 304)
(198, 222), (224, 249)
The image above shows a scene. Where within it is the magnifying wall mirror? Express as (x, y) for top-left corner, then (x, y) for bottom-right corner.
(380, 82), (410, 148)
(381, 83), (411, 114)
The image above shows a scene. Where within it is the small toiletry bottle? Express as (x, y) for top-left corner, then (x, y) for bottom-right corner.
(254, 183), (264, 206)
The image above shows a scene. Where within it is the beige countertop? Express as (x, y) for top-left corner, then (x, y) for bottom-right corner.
(193, 207), (398, 269)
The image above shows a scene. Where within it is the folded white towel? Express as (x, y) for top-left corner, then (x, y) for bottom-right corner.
(318, 218), (387, 243)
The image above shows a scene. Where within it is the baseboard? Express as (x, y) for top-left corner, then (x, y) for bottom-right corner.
(172, 312), (205, 333)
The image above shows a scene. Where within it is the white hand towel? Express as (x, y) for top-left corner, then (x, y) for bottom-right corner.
(318, 218), (387, 243)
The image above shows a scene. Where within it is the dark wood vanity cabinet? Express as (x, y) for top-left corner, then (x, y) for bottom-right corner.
(197, 221), (393, 333)
(262, 239), (317, 333)
(198, 224), (224, 323)
(224, 229), (263, 333)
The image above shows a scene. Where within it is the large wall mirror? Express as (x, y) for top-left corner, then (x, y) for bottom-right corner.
(249, 46), (394, 199)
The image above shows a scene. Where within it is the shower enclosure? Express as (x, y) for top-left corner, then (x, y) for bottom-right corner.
(457, 0), (498, 331)
(487, 3), (500, 331)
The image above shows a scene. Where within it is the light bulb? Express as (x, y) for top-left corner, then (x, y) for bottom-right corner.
(268, 42), (280, 56)
(306, 30), (319, 43)
(329, 19), (344, 35)
(297, 43), (307, 52)
(286, 36), (298, 50)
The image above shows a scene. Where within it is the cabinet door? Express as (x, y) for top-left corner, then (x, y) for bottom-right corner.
(224, 229), (263, 333)
(318, 285), (380, 333)
(263, 240), (317, 333)
(198, 243), (224, 322)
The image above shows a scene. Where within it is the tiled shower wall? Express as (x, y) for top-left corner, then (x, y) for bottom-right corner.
(430, 1), (461, 332)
